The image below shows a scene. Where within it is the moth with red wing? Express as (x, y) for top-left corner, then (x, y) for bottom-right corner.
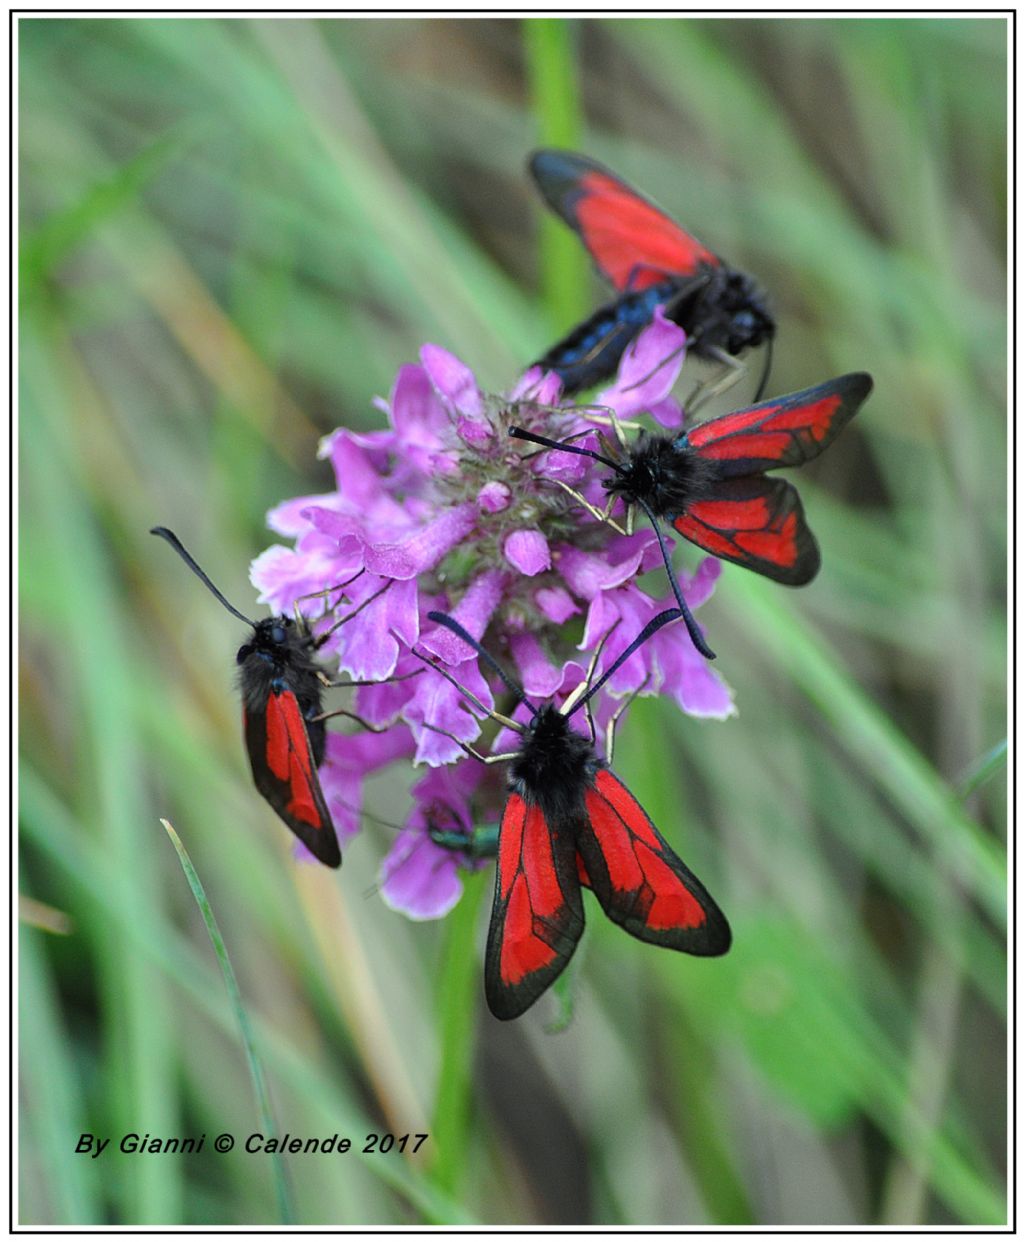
(528, 149), (775, 397)
(151, 526), (344, 868)
(417, 610), (731, 1021)
(510, 372), (873, 661)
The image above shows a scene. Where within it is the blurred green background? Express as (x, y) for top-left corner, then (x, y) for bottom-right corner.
(18, 16), (1007, 1227)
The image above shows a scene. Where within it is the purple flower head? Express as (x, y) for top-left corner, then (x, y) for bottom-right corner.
(253, 324), (734, 914)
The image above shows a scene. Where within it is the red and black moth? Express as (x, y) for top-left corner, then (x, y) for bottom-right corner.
(511, 372), (873, 660)
(151, 526), (342, 868)
(417, 610), (731, 1021)
(528, 149), (775, 397)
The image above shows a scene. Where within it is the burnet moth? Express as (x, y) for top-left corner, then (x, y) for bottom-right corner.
(528, 149), (775, 398)
(151, 526), (344, 868)
(427, 816), (500, 861)
(510, 372), (873, 660)
(371, 805), (500, 910)
(416, 609), (731, 1021)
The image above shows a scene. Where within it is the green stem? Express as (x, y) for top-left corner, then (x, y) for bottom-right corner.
(430, 872), (489, 1203)
(523, 18), (588, 329)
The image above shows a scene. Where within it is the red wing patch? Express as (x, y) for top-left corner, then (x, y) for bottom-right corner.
(687, 373), (871, 478)
(674, 475), (820, 585)
(484, 793), (585, 1020)
(529, 150), (718, 291)
(244, 689), (340, 868)
(576, 770), (730, 955)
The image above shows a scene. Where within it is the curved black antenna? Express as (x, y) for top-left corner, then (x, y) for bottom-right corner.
(150, 527), (255, 627)
(753, 334), (773, 403)
(508, 427), (621, 473)
(424, 612), (537, 717)
(568, 607), (684, 718)
(632, 497), (716, 661)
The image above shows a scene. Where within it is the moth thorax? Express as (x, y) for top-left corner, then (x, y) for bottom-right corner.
(606, 434), (712, 519)
(512, 706), (593, 804)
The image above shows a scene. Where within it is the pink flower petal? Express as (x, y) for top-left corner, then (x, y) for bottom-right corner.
(456, 415), (494, 448)
(388, 363), (450, 446)
(266, 493), (339, 538)
(504, 529), (551, 576)
(403, 660), (494, 767)
(510, 633), (563, 698)
(557, 541), (647, 598)
(380, 832), (464, 920)
(304, 503), (476, 581)
(597, 307), (686, 417)
(648, 397), (685, 429)
(420, 344), (484, 418)
(250, 543), (342, 613)
(324, 430), (395, 509)
(535, 585), (580, 623)
(328, 576), (420, 681)
(477, 481), (512, 514)
(422, 570), (505, 665)
(379, 759), (488, 917)
(683, 556), (722, 610)
(511, 365), (563, 406)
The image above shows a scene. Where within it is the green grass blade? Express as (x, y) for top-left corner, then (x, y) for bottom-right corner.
(161, 820), (294, 1225)
(21, 769), (472, 1223)
(19, 929), (103, 1224)
(725, 577), (1005, 926)
(956, 739), (1008, 800)
(20, 124), (200, 290)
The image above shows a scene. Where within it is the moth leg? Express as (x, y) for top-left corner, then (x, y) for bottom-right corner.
(604, 674), (652, 767)
(314, 580), (393, 647)
(318, 669), (424, 689)
(294, 569), (367, 624)
(311, 707), (390, 732)
(549, 479), (628, 535)
(417, 721), (517, 766)
(686, 348), (746, 416)
(582, 695), (597, 747)
(576, 411), (643, 437)
(409, 649), (523, 734)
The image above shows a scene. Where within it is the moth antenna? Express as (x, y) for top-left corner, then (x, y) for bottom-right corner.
(424, 612), (537, 718)
(560, 617), (620, 717)
(632, 498), (716, 661)
(508, 427), (620, 473)
(569, 607), (685, 718)
(150, 527), (256, 627)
